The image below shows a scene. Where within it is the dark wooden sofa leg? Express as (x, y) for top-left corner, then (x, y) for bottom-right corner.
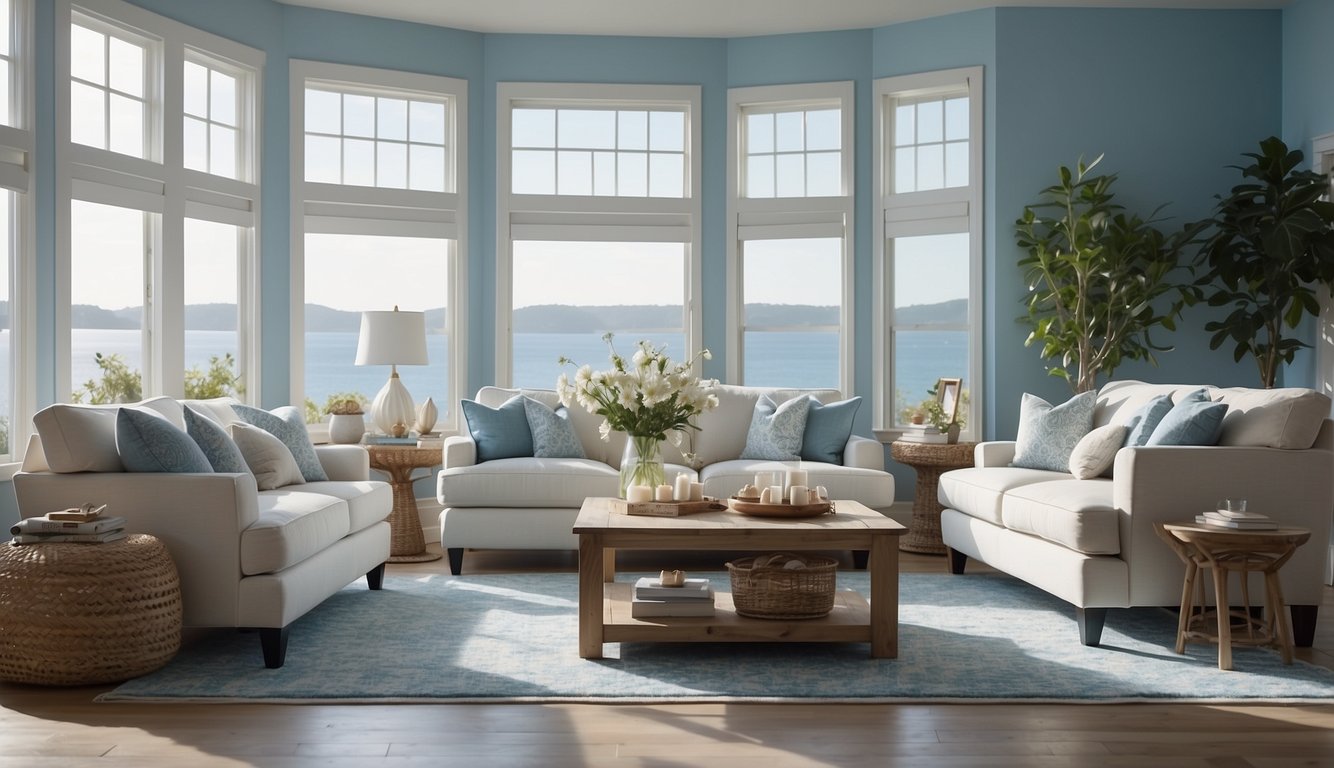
(851, 550), (868, 569)
(946, 547), (967, 574)
(1292, 605), (1318, 647)
(1077, 607), (1107, 647)
(366, 562), (386, 590)
(260, 626), (290, 669)
(447, 548), (464, 575)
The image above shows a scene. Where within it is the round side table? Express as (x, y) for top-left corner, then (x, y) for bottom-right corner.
(366, 443), (444, 563)
(890, 440), (976, 555)
(1155, 521), (1310, 670)
(0, 534), (182, 685)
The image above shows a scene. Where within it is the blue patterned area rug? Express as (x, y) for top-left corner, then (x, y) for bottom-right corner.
(100, 571), (1334, 703)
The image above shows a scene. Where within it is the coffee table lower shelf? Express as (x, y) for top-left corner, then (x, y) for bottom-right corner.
(601, 582), (872, 645)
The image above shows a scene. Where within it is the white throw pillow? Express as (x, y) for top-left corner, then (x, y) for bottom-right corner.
(228, 422), (305, 490)
(1068, 423), (1127, 480)
(32, 396), (184, 473)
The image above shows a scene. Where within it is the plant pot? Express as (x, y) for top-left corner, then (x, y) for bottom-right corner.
(328, 414), (366, 445)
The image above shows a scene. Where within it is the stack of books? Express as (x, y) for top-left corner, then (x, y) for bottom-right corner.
(1194, 508), (1278, 531)
(630, 576), (715, 618)
(899, 424), (947, 444)
(10, 504), (127, 544)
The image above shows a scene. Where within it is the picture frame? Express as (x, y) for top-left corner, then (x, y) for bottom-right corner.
(936, 378), (962, 425)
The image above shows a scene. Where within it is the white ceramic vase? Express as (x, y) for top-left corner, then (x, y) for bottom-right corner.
(328, 413), (366, 444)
(415, 397), (438, 435)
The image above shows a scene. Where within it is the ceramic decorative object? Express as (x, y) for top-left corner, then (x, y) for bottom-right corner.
(415, 397), (438, 435)
(328, 413), (366, 445)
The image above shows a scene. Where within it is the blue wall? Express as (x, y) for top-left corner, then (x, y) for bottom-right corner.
(9, 1), (1328, 526)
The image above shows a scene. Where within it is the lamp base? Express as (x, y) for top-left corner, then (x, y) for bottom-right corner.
(370, 372), (415, 436)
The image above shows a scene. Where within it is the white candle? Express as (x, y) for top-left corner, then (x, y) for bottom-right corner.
(674, 473), (691, 501)
(754, 472), (771, 490)
(689, 481), (704, 501)
(787, 469), (808, 491)
(627, 485), (653, 503)
(768, 484), (784, 503)
(655, 484), (674, 502)
(789, 485), (809, 505)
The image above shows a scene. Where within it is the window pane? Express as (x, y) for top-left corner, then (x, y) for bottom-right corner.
(806, 151), (840, 197)
(944, 141), (969, 188)
(894, 146), (915, 194)
(377, 141), (407, 189)
(408, 144), (446, 192)
(304, 134), (341, 183)
(183, 61), (208, 117)
(742, 238), (841, 387)
(511, 240), (686, 389)
(618, 110), (647, 150)
(0, 191), (10, 454)
(593, 151), (616, 196)
(183, 115), (207, 171)
(0, 1), (9, 57)
(344, 137), (375, 186)
(774, 111), (803, 153)
(894, 329), (968, 422)
(945, 97), (969, 141)
(775, 153), (803, 197)
(916, 99), (943, 144)
(649, 111), (684, 152)
(305, 88), (341, 134)
(916, 143), (944, 191)
(746, 112), (773, 154)
(70, 25), (105, 85)
(806, 109), (840, 151)
(184, 218), (241, 397)
(378, 98), (407, 141)
(70, 201), (146, 401)
(746, 155), (774, 198)
(108, 93), (143, 157)
(617, 151), (647, 197)
(70, 81), (106, 149)
(648, 152), (683, 198)
(107, 37), (143, 97)
(343, 94), (374, 138)
(894, 103), (914, 146)
(304, 233), (451, 423)
(409, 100), (445, 145)
(512, 108), (555, 148)
(0, 61), (9, 126)
(210, 70), (237, 126)
(557, 149), (592, 196)
(892, 232), (969, 317)
(512, 149), (554, 194)
(210, 124), (236, 178)
(745, 331), (839, 388)
(559, 109), (615, 150)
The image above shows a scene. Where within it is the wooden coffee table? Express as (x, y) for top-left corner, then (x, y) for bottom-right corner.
(572, 497), (907, 659)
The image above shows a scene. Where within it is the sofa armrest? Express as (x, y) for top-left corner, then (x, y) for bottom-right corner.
(315, 444), (371, 481)
(843, 435), (885, 471)
(975, 441), (1017, 467)
(443, 435), (477, 469)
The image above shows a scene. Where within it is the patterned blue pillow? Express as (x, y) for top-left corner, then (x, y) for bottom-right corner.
(1010, 391), (1097, 472)
(461, 396), (534, 462)
(741, 395), (812, 461)
(1146, 391), (1228, 446)
(801, 396), (861, 464)
(232, 404), (329, 482)
(183, 406), (249, 474)
(523, 397), (585, 459)
(115, 407), (213, 473)
(1121, 394), (1173, 447)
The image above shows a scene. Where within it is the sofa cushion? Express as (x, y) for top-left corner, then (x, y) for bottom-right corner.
(1093, 381), (1206, 428)
(1212, 386), (1332, 449)
(1146, 389), (1227, 446)
(1011, 391), (1096, 472)
(242, 490), (351, 575)
(230, 422), (306, 490)
(438, 457), (620, 508)
(938, 466), (1069, 525)
(179, 397), (241, 427)
(184, 406), (249, 474)
(523, 397), (585, 459)
(700, 459), (895, 509)
(801, 396), (861, 464)
(302, 480), (392, 534)
(233, 404), (329, 482)
(115, 407), (213, 473)
(1000, 478), (1119, 555)
(1068, 423), (1126, 480)
(741, 395), (811, 461)
(1121, 394), (1172, 448)
(31, 396), (183, 473)
(462, 395), (534, 462)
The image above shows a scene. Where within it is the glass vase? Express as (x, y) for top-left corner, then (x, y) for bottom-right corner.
(620, 434), (666, 498)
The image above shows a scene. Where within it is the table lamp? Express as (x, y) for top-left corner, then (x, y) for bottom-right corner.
(355, 307), (428, 437)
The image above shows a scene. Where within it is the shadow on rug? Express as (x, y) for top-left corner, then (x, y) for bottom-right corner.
(101, 571), (1334, 703)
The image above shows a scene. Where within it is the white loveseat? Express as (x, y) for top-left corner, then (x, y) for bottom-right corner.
(436, 385), (896, 574)
(13, 397), (392, 668)
(939, 381), (1333, 647)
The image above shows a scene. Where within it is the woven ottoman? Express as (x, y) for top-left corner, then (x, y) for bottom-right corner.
(0, 533), (182, 685)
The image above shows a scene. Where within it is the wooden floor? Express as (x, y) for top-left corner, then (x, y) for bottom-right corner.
(2, 546), (1333, 768)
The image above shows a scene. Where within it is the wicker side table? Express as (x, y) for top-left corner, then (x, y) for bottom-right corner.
(366, 443), (444, 563)
(890, 440), (976, 555)
(0, 533), (181, 685)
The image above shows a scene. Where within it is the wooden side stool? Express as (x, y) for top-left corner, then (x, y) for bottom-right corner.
(1155, 522), (1310, 671)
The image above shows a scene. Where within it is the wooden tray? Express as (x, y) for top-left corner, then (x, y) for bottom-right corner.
(729, 497), (834, 518)
(611, 498), (728, 517)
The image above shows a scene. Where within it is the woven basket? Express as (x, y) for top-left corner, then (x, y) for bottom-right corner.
(0, 534), (182, 686)
(726, 552), (837, 620)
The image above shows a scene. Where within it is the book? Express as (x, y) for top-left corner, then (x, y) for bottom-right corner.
(633, 576), (713, 600)
(899, 433), (947, 444)
(1194, 514), (1277, 530)
(46, 504), (108, 522)
(10, 515), (127, 536)
(1210, 508), (1269, 520)
(902, 425), (941, 434)
(630, 596), (716, 618)
(11, 529), (128, 545)
(366, 436), (418, 445)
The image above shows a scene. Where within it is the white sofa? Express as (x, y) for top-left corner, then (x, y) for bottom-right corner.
(939, 380), (1333, 647)
(13, 397), (392, 668)
(436, 385), (896, 574)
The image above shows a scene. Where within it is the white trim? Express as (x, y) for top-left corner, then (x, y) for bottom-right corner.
(1313, 131), (1334, 414)
(6, 0), (35, 460)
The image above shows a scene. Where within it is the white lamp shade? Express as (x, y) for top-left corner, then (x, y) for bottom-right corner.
(355, 310), (429, 366)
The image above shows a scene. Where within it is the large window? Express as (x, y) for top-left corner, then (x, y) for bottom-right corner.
(0, 0), (29, 462)
(727, 83), (853, 389)
(873, 67), (982, 437)
(497, 83), (702, 387)
(292, 61), (466, 433)
(57, 0), (261, 406)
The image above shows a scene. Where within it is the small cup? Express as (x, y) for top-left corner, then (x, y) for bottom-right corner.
(1219, 498), (1248, 513)
(789, 485), (809, 505)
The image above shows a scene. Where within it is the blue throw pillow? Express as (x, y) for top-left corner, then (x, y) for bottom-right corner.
(183, 406), (249, 474)
(801, 396), (861, 464)
(116, 407), (213, 473)
(232, 404), (329, 482)
(462, 396), (534, 462)
(1010, 391), (1097, 472)
(523, 397), (585, 459)
(1146, 392), (1228, 446)
(741, 395), (812, 461)
(1121, 394), (1173, 448)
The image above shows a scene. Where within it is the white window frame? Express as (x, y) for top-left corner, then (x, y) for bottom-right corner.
(289, 60), (468, 434)
(726, 81), (854, 391)
(872, 66), (983, 440)
(496, 82), (703, 385)
(55, 0), (263, 403)
(0, 0), (32, 470)
(1313, 131), (1334, 415)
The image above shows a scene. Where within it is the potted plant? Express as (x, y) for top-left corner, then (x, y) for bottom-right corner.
(898, 382), (969, 442)
(1196, 136), (1334, 388)
(326, 397), (367, 444)
(1015, 155), (1204, 393)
